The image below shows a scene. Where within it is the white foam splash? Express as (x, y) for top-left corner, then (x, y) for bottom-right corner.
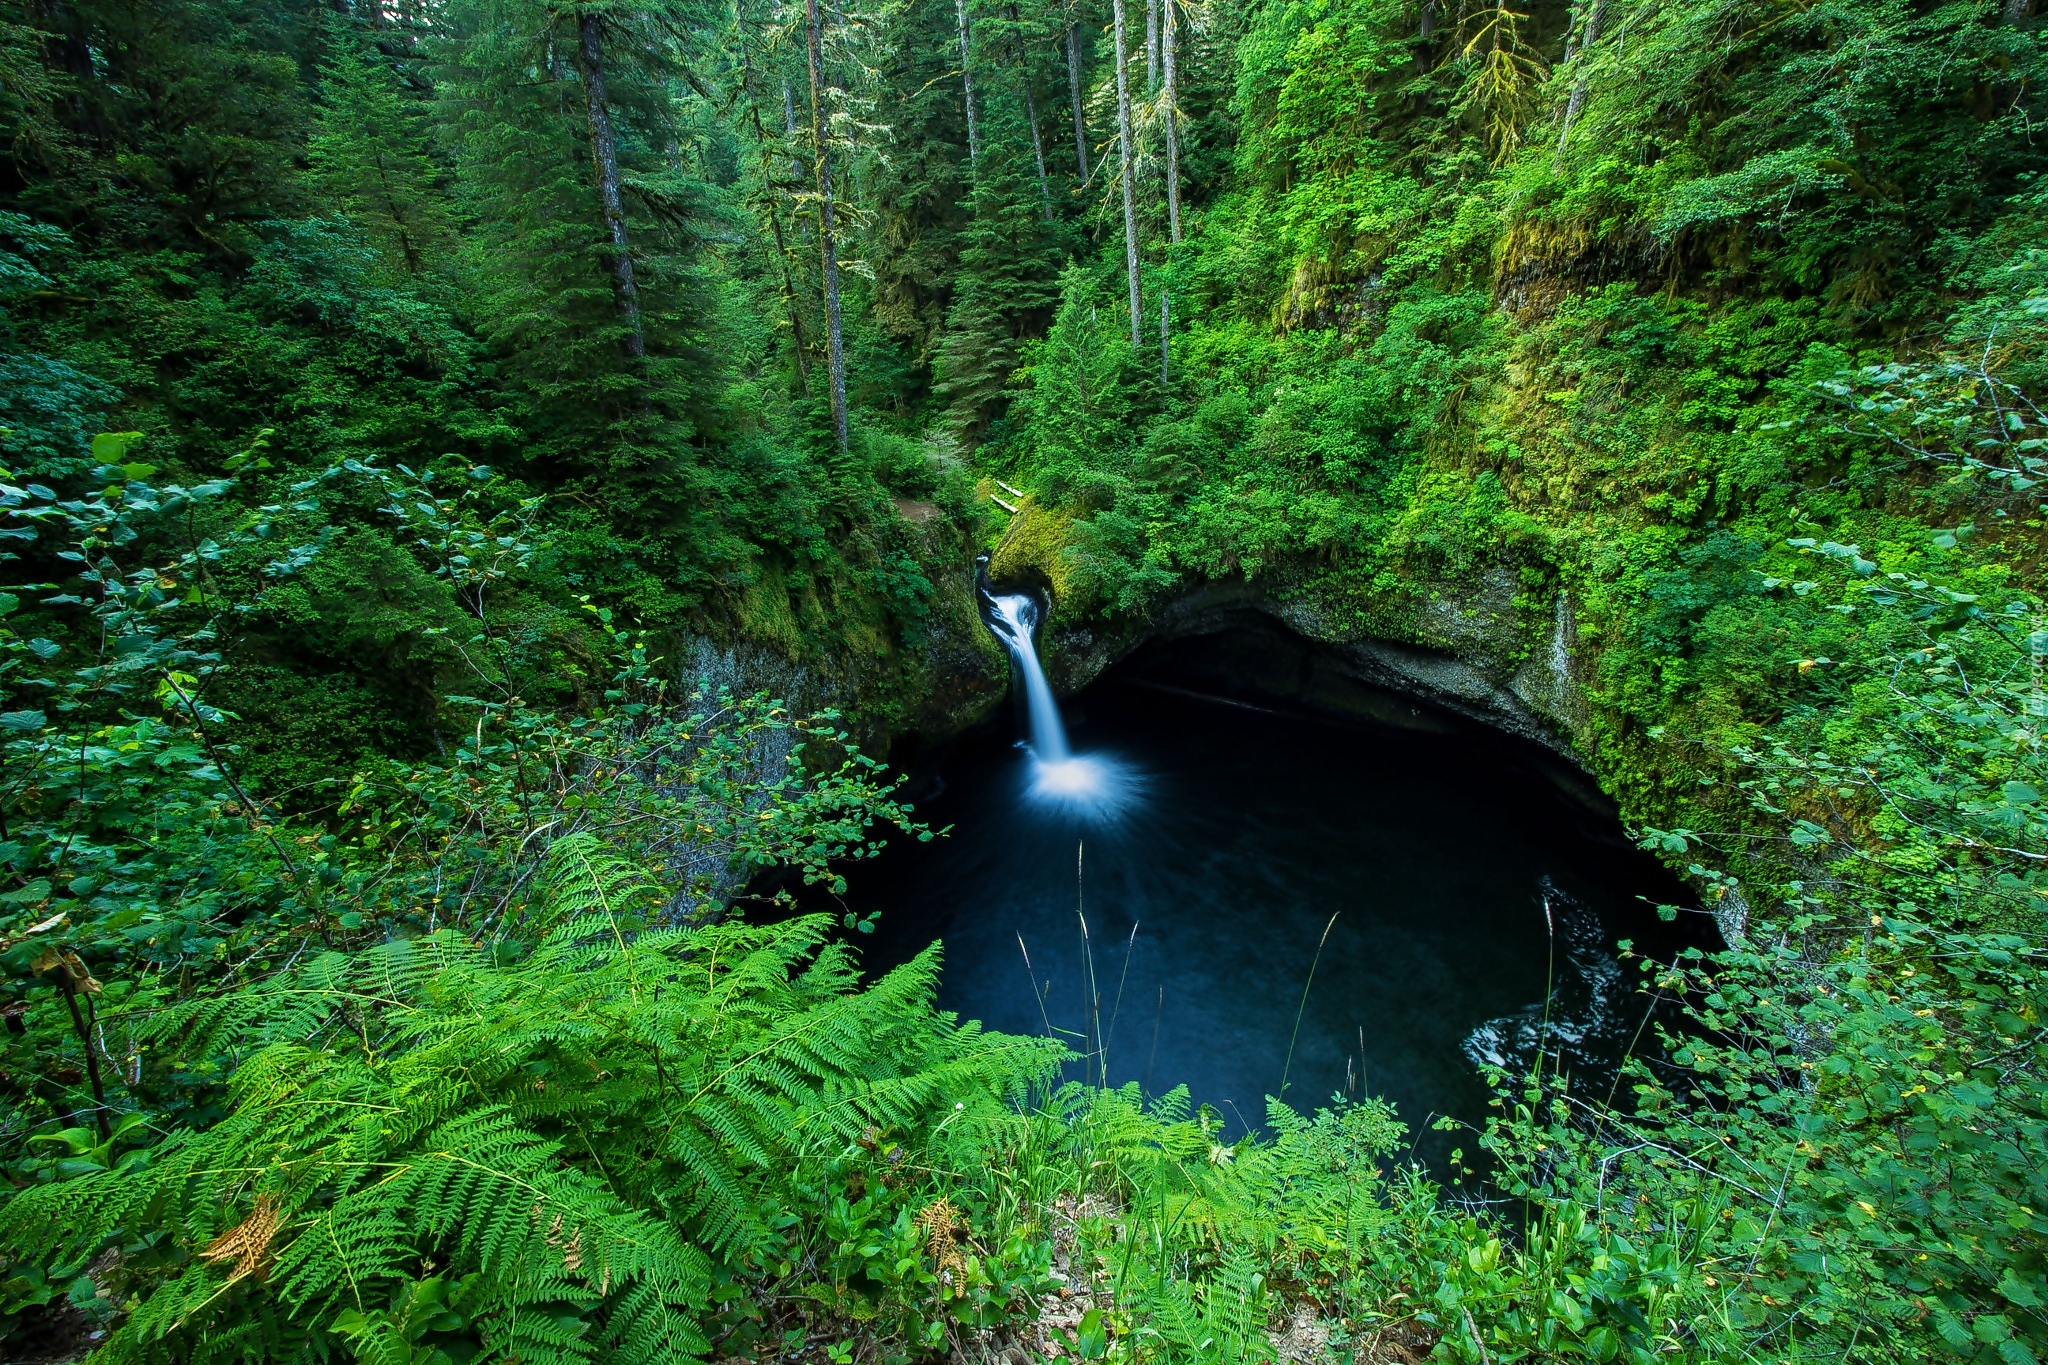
(1463, 880), (1628, 1076)
(1024, 751), (1141, 820)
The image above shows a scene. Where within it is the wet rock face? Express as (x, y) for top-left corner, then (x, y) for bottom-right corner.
(1025, 571), (1593, 766)
(672, 540), (1015, 763)
(694, 537), (1594, 781)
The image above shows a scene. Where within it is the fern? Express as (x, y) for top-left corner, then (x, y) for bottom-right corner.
(2, 834), (1060, 1362)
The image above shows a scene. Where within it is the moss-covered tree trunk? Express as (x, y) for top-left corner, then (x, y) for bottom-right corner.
(805, 0), (849, 451)
(574, 10), (644, 359)
(956, 0), (981, 172)
(1553, 0), (1605, 166)
(1145, 0), (1158, 90)
(1163, 0), (1179, 243)
(1112, 0), (1140, 347)
(1066, 1), (1089, 183)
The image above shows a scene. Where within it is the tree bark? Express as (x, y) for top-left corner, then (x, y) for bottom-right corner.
(956, 0), (982, 172)
(1162, 0), (1179, 242)
(805, 0), (849, 451)
(768, 205), (811, 389)
(1553, 0), (1605, 168)
(575, 12), (645, 359)
(1066, 4), (1090, 183)
(1159, 291), (1169, 385)
(1022, 78), (1053, 216)
(1112, 0), (1141, 347)
(1160, 0), (1178, 374)
(782, 84), (808, 183)
(763, 112), (814, 387)
(1146, 0), (1159, 91)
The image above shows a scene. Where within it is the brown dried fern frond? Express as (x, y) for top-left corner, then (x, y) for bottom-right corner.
(917, 1197), (970, 1296)
(197, 1194), (283, 1282)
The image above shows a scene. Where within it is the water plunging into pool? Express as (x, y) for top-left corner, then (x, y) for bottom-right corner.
(985, 592), (1139, 818)
(841, 616), (1704, 1165)
(986, 594), (1068, 759)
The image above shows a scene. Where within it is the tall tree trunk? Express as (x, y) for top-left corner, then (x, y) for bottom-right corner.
(764, 92), (814, 387)
(1162, 0), (1179, 242)
(1022, 78), (1052, 217)
(1066, 5), (1089, 183)
(1553, 0), (1605, 167)
(804, 0), (849, 452)
(1009, 4), (1053, 218)
(735, 5), (811, 388)
(768, 205), (811, 389)
(1160, 0), (1178, 374)
(956, 0), (982, 172)
(1145, 0), (1159, 91)
(1159, 291), (1169, 384)
(1112, 0), (1141, 347)
(575, 12), (645, 359)
(575, 13), (645, 359)
(781, 81), (814, 244)
(782, 83), (805, 180)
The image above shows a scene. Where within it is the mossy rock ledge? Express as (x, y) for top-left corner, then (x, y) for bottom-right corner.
(980, 499), (1594, 766)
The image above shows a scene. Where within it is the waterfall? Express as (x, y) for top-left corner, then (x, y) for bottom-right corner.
(988, 593), (1070, 762)
(984, 589), (1139, 817)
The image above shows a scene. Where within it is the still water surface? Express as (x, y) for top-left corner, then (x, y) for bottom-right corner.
(846, 658), (1698, 1164)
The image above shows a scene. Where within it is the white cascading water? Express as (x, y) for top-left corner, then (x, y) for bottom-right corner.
(986, 591), (1136, 815)
(989, 594), (1070, 761)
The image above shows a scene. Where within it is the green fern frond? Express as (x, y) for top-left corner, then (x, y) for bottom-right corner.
(5, 831), (1064, 1363)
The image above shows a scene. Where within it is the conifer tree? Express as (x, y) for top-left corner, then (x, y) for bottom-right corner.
(955, 0), (982, 172)
(573, 9), (645, 357)
(1162, 0), (1179, 243)
(1111, 0), (1141, 347)
(935, 101), (1062, 436)
(440, 0), (634, 427)
(308, 14), (452, 276)
(804, 0), (850, 451)
(857, 0), (974, 364)
(1064, 0), (1089, 182)
(728, 0), (813, 390)
(435, 0), (747, 580)
(27, 0), (311, 251)
(1003, 2), (1053, 217)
